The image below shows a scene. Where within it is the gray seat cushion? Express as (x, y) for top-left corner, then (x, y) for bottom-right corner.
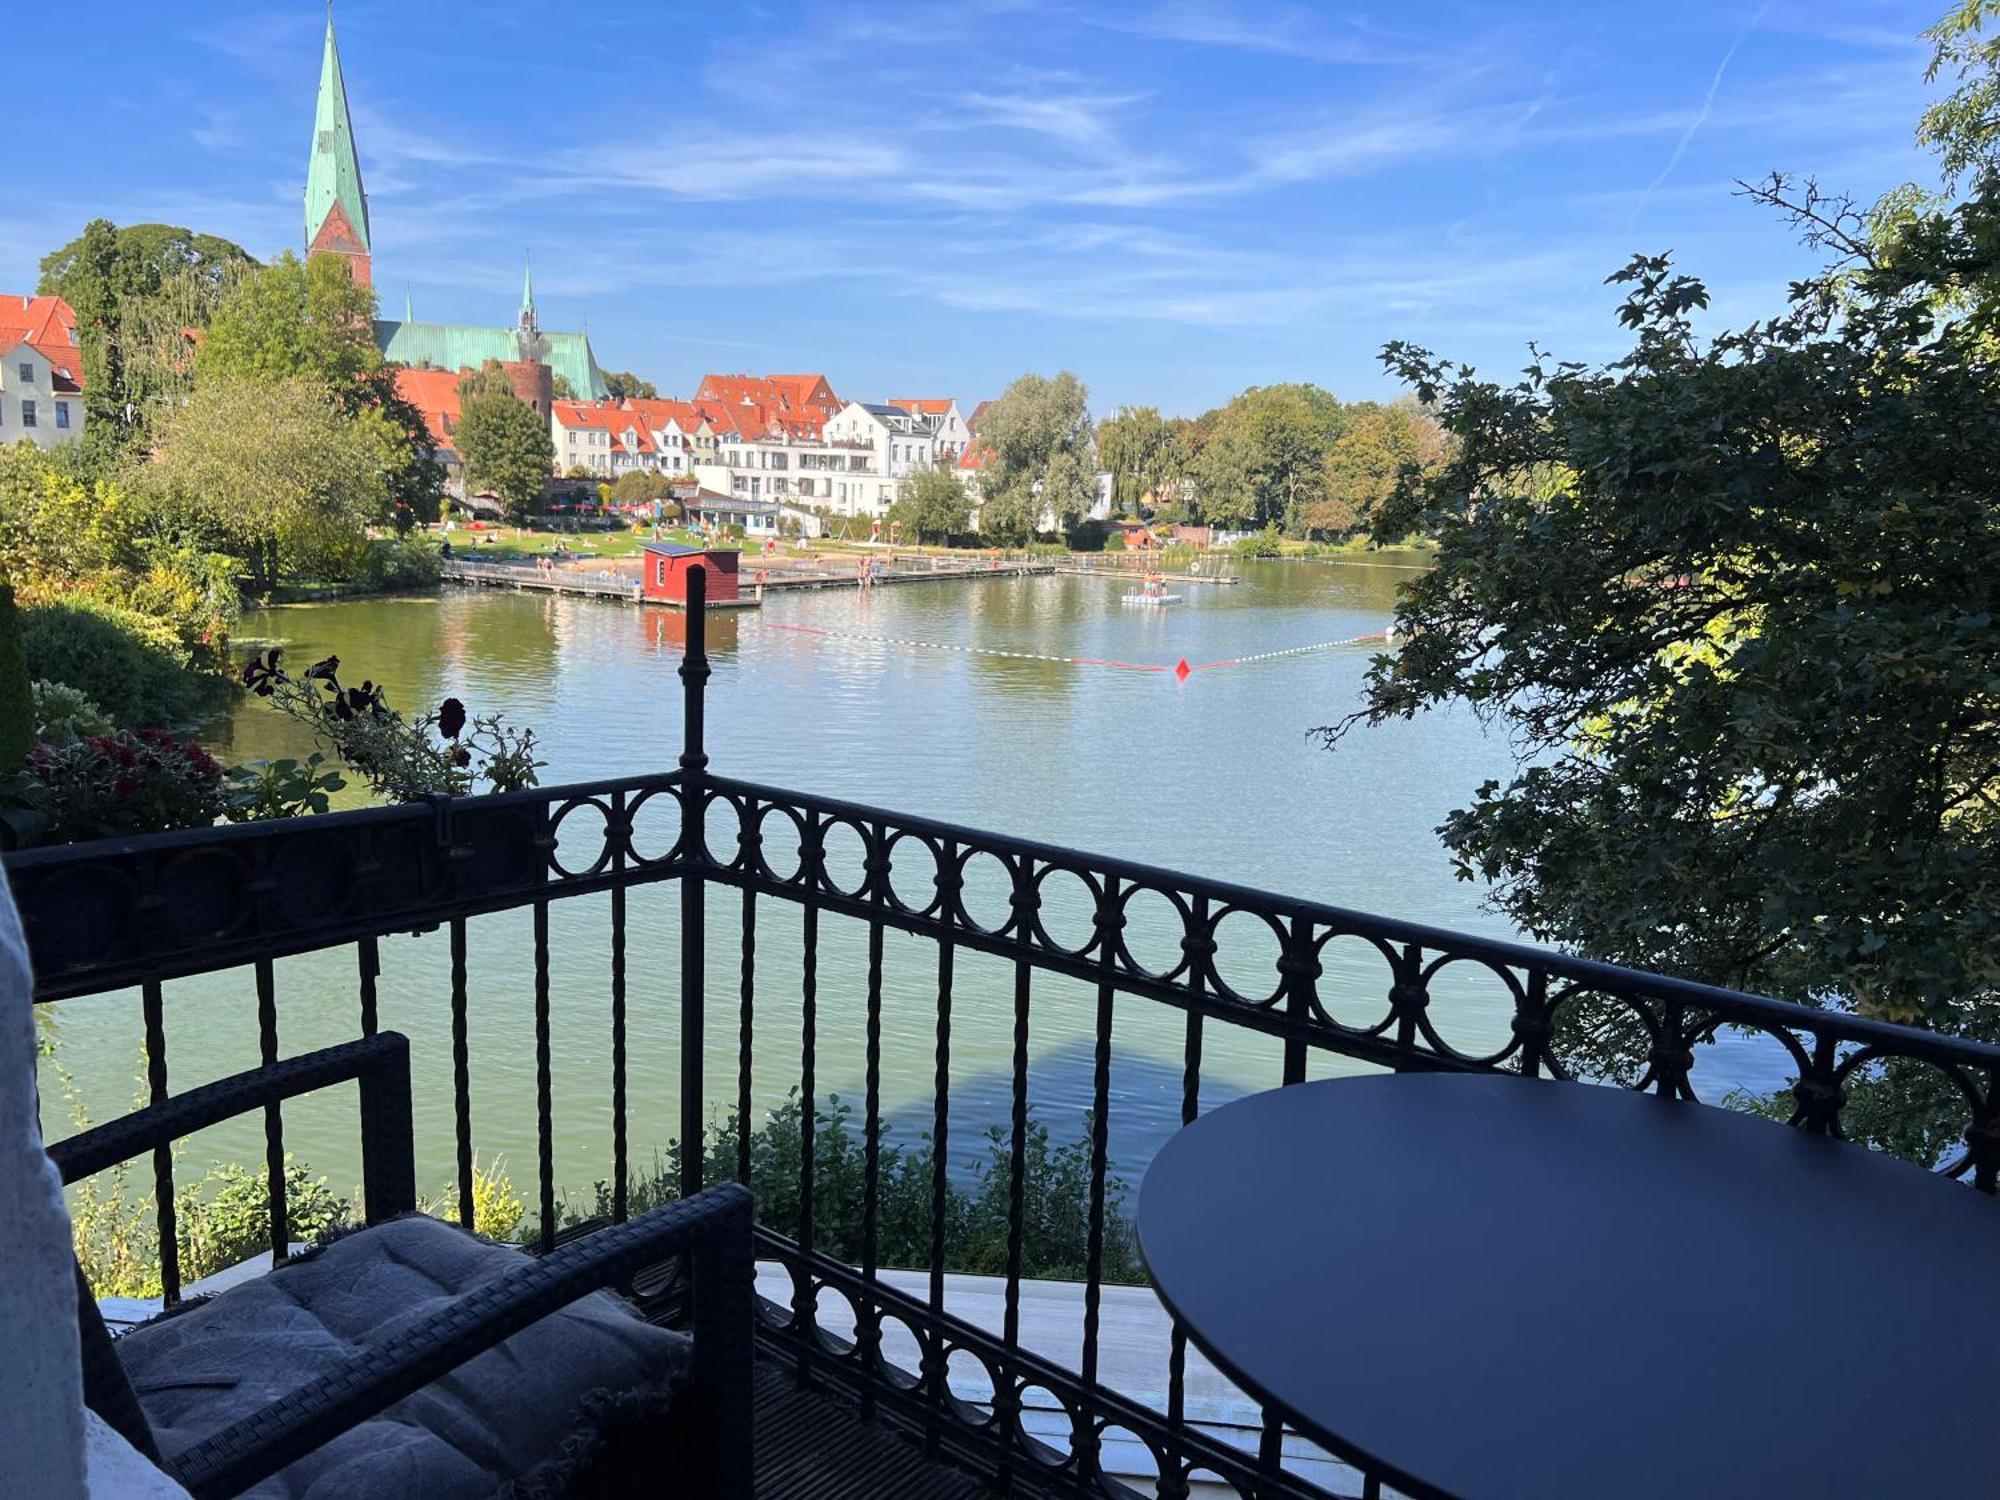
(116, 1213), (691, 1498)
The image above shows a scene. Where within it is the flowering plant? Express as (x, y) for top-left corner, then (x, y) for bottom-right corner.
(241, 649), (540, 801)
(24, 729), (225, 843)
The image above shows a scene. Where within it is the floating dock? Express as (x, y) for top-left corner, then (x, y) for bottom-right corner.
(1057, 564), (1238, 585)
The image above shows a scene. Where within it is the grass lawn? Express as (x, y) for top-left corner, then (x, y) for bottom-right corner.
(445, 526), (740, 561)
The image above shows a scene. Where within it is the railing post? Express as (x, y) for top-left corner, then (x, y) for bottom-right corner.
(679, 566), (712, 1200)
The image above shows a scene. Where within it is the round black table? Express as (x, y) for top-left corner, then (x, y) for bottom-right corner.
(1137, 1073), (2000, 1500)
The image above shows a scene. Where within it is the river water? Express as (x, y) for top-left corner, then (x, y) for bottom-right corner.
(44, 557), (1776, 1213)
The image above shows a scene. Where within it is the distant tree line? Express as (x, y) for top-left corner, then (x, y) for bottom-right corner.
(938, 368), (1448, 546)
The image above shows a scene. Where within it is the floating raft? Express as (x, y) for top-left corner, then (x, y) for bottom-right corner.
(1120, 592), (1182, 606)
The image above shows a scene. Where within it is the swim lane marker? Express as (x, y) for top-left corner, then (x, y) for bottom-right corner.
(762, 621), (1387, 676)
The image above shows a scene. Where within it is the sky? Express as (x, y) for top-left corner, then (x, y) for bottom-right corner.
(1, 1), (1953, 415)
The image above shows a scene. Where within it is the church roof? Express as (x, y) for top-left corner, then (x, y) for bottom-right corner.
(376, 319), (610, 400)
(305, 16), (369, 257)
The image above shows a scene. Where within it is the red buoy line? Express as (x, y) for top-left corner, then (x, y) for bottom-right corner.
(762, 621), (1388, 676)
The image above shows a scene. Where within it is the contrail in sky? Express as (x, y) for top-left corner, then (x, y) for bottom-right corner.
(1630, 0), (1774, 228)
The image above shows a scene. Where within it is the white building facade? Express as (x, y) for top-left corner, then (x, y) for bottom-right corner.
(0, 343), (82, 451)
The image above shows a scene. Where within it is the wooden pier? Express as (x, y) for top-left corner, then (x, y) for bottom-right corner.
(440, 559), (759, 609)
(440, 556), (1057, 606)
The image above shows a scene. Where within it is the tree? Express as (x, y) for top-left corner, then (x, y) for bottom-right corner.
(456, 361), (517, 402)
(1189, 384), (1345, 533)
(59, 220), (131, 457)
(1316, 401), (1447, 538)
(140, 378), (389, 591)
(604, 369), (657, 400)
(1095, 406), (1185, 513)
(36, 221), (257, 458)
(974, 371), (1094, 542)
(550, 372), (578, 401)
(198, 253), (441, 527)
(39, 221), (254, 308)
(196, 252), (380, 393)
(456, 391), (554, 526)
(887, 466), (971, 543)
(1323, 19), (2000, 1065)
(611, 469), (676, 505)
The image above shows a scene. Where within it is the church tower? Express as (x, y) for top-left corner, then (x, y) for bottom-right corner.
(304, 9), (372, 285)
(504, 255), (555, 416)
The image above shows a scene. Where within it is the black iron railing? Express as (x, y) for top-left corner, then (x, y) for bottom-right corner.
(16, 568), (2000, 1500)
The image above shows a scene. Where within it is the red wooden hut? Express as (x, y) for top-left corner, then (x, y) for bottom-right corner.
(641, 542), (740, 605)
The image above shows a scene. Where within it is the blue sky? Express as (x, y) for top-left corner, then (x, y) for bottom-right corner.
(2, 2), (1949, 415)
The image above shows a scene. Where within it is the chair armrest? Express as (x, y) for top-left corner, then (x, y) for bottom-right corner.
(168, 1181), (755, 1500)
(49, 1034), (416, 1221)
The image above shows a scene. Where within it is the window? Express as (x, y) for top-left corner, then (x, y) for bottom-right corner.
(18, 362), (33, 384)
(55, 402), (69, 430)
(656, 558), (666, 587)
(21, 400), (36, 428)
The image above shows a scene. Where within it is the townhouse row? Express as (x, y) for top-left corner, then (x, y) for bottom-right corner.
(544, 374), (986, 521)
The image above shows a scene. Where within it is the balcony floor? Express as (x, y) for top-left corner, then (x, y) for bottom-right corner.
(753, 1358), (995, 1499)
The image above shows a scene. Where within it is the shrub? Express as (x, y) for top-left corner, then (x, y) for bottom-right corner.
(25, 729), (224, 843)
(354, 532), (443, 591)
(220, 753), (345, 821)
(1230, 525), (1284, 557)
(421, 1155), (527, 1242)
(177, 1161), (350, 1280)
(0, 583), (31, 771)
(547, 1094), (1144, 1285)
(32, 680), (115, 745)
(243, 649), (540, 799)
(20, 596), (229, 729)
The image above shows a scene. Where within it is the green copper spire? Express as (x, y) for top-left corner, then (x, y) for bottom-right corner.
(404, 285), (414, 322)
(521, 254), (535, 317)
(304, 9), (370, 254)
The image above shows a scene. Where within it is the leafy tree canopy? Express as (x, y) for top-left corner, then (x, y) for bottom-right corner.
(974, 371), (1094, 543)
(1095, 405), (1187, 513)
(457, 360), (516, 402)
(604, 369), (658, 400)
(1329, 9), (2000, 1047)
(138, 377), (391, 591)
(888, 465), (971, 543)
(1189, 383), (1345, 531)
(456, 391), (555, 526)
(196, 252), (381, 395)
(196, 253), (441, 527)
(1315, 400), (1448, 538)
(39, 221), (255, 306)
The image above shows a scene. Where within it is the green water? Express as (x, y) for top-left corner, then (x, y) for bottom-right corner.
(48, 556), (1547, 1207)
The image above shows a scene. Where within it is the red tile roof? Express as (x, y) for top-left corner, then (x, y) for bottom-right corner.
(889, 398), (953, 416)
(0, 293), (84, 393)
(967, 400), (992, 434)
(957, 440), (994, 471)
(552, 399), (657, 454)
(394, 366), (463, 450)
(696, 373), (840, 430)
(619, 397), (710, 433)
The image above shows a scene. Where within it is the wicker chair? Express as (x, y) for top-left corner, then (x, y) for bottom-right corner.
(50, 1033), (753, 1499)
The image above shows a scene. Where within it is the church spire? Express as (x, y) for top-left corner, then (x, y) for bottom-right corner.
(521, 253), (535, 318)
(305, 5), (372, 284)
